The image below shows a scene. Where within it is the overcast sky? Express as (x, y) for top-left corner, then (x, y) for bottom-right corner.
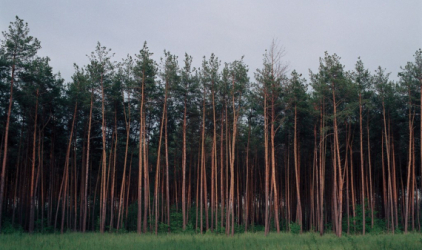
(1, 0), (421, 83)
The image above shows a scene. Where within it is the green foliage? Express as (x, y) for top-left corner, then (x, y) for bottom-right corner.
(347, 201), (386, 235)
(125, 202), (138, 231)
(250, 224), (265, 232)
(0, 220), (23, 234)
(34, 219), (54, 234)
(324, 222), (332, 233)
(168, 210), (193, 234)
(289, 222), (301, 234)
(233, 223), (245, 234)
(1, 16), (41, 64)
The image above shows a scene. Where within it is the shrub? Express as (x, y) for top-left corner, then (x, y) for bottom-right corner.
(347, 199), (386, 234)
(1, 220), (23, 234)
(289, 222), (301, 234)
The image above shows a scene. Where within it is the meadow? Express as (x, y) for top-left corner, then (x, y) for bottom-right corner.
(0, 232), (421, 250)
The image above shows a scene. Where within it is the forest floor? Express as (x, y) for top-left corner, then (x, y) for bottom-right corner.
(0, 232), (421, 250)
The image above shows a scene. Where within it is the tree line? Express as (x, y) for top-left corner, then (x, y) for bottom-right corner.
(1, 16), (422, 237)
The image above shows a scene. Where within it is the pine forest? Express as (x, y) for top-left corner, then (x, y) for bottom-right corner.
(1, 16), (422, 237)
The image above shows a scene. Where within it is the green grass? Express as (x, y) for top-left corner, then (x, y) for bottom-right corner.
(0, 232), (421, 250)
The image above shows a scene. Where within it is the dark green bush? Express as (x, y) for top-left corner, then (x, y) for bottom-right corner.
(289, 222), (301, 234)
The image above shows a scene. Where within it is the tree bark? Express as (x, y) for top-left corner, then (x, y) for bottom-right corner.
(0, 57), (16, 233)
(29, 90), (39, 233)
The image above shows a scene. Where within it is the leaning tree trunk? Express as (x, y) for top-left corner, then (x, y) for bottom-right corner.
(154, 81), (168, 234)
(382, 101), (394, 233)
(60, 101), (78, 233)
(117, 90), (130, 231)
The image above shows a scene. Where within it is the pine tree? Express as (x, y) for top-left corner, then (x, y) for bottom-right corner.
(0, 16), (40, 232)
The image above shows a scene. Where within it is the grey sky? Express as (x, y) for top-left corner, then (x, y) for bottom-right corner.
(1, 0), (421, 83)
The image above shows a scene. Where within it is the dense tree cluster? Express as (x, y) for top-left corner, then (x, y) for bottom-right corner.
(1, 17), (422, 236)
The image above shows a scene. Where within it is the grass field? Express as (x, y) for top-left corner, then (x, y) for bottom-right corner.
(0, 232), (421, 250)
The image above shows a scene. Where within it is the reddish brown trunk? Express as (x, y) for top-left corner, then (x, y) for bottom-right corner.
(59, 101), (77, 233)
(109, 109), (118, 231)
(29, 90), (39, 233)
(405, 96), (414, 233)
(270, 94), (280, 233)
(245, 124), (250, 232)
(200, 86), (206, 234)
(182, 94), (187, 230)
(82, 89), (93, 232)
(100, 72), (107, 233)
(220, 109), (225, 231)
(359, 93), (365, 234)
(154, 82), (168, 234)
(367, 114), (374, 228)
(165, 91), (170, 232)
(117, 91), (131, 231)
(138, 71), (145, 233)
(294, 105), (302, 230)
(264, 90), (270, 235)
(382, 103), (394, 233)
(0, 60), (16, 233)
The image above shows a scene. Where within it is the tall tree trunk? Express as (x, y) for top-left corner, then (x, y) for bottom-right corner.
(109, 108), (118, 231)
(332, 82), (344, 237)
(264, 90), (270, 236)
(0, 57), (16, 233)
(138, 72), (145, 234)
(294, 105), (302, 231)
(59, 101), (77, 233)
(142, 82), (149, 233)
(154, 81), (168, 234)
(220, 108), (225, 232)
(165, 90), (170, 232)
(200, 85), (206, 234)
(228, 80), (238, 236)
(420, 79), (422, 232)
(382, 103), (394, 233)
(245, 123), (250, 232)
(100, 72), (107, 233)
(12, 121), (23, 227)
(117, 90), (130, 231)
(359, 93), (365, 235)
(182, 93), (187, 230)
(319, 102), (326, 236)
(82, 90), (93, 232)
(270, 94), (280, 233)
(210, 79), (217, 232)
(405, 95), (414, 233)
(29, 90), (39, 233)
(367, 114), (374, 228)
